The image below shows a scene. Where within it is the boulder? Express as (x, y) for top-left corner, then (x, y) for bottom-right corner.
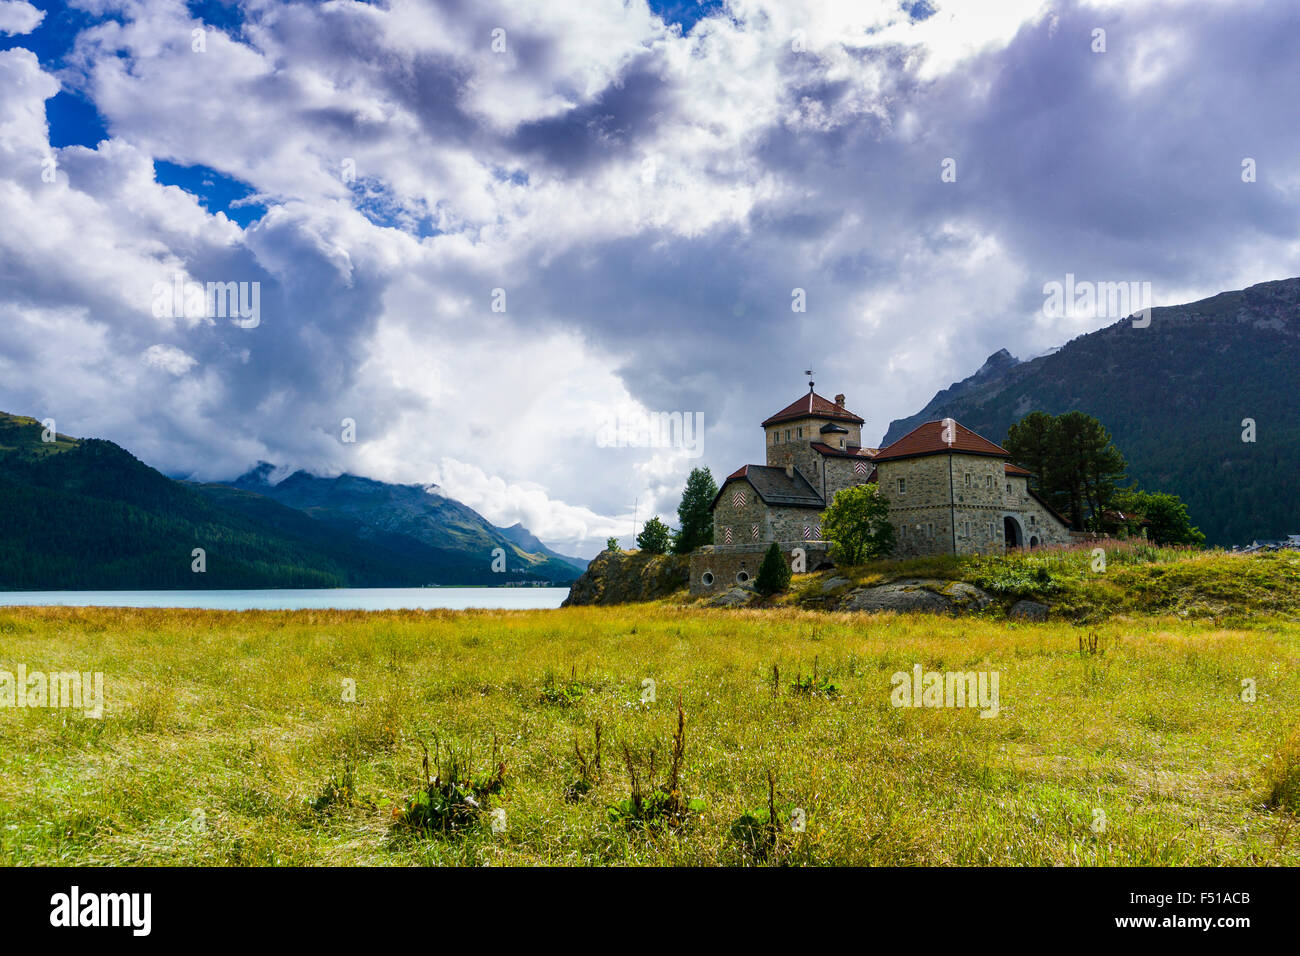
(708, 586), (758, 608)
(842, 578), (978, 614)
(1008, 599), (1050, 622)
(837, 578), (995, 615)
(941, 580), (995, 611)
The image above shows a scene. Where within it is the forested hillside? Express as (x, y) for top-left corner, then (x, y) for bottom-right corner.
(0, 414), (572, 589)
(883, 278), (1300, 546)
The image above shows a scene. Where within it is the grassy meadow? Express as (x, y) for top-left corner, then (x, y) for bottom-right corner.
(2, 599), (1299, 866)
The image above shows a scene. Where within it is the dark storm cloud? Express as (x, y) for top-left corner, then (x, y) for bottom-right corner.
(507, 53), (671, 172)
(7, 0), (1300, 547)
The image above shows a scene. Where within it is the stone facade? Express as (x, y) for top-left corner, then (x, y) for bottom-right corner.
(689, 389), (1074, 594)
(712, 495), (825, 548)
(689, 544), (832, 595)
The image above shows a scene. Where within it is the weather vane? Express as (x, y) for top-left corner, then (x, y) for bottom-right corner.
(805, 366), (814, 391)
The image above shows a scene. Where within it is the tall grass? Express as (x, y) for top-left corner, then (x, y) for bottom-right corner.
(1, 604), (1298, 865)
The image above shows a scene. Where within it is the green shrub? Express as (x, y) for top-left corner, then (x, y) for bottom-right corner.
(788, 657), (839, 698)
(393, 736), (506, 836)
(755, 541), (791, 596)
(607, 699), (705, 831)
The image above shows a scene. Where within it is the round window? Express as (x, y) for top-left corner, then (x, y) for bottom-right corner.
(701, 571), (715, 586)
(736, 570), (750, 584)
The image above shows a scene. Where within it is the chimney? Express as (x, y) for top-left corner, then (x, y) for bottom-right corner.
(834, 393), (845, 407)
(785, 464), (794, 479)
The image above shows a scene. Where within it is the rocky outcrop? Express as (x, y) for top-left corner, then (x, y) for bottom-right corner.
(561, 550), (690, 606)
(707, 586), (758, 607)
(1008, 599), (1050, 621)
(840, 579), (994, 614)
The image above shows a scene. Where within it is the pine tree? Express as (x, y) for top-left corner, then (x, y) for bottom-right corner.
(1006, 411), (1127, 530)
(755, 541), (791, 596)
(673, 467), (718, 554)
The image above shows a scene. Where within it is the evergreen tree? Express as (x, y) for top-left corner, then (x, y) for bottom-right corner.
(821, 484), (895, 565)
(636, 516), (671, 554)
(755, 541), (791, 595)
(606, 537), (620, 552)
(1006, 411), (1126, 530)
(672, 467), (718, 553)
(1004, 410), (1058, 507)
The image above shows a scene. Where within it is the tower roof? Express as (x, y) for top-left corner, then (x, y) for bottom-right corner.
(761, 390), (864, 427)
(873, 419), (1010, 461)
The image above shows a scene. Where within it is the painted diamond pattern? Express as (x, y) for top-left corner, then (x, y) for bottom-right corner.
(854, 460), (868, 476)
(731, 489), (747, 508)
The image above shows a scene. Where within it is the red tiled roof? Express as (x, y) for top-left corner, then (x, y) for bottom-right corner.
(1005, 463), (1032, 476)
(762, 390), (864, 427)
(809, 441), (876, 459)
(873, 419), (1010, 462)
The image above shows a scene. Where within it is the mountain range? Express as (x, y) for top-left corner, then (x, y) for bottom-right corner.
(883, 276), (1300, 546)
(0, 414), (584, 590)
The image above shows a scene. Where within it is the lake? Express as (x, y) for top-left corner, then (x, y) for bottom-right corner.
(0, 588), (571, 611)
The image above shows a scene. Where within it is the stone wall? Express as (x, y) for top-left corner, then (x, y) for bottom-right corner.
(713, 453), (1072, 565)
(689, 544), (832, 595)
(822, 456), (873, 505)
(713, 479), (824, 547)
(764, 416), (862, 472)
(713, 478), (772, 546)
(876, 454), (1072, 556)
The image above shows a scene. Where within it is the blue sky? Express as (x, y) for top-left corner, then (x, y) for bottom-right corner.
(2, 0), (1298, 556)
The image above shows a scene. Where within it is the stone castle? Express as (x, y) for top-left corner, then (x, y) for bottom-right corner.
(688, 385), (1071, 595)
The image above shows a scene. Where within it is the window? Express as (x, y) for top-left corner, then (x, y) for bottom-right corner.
(786, 429), (791, 441)
(898, 478), (907, 494)
(797, 426), (803, 438)
(1006, 483), (1011, 495)
(927, 523), (934, 537)
(989, 523), (995, 538)
(771, 432), (777, 444)
(986, 475), (993, 489)
(1030, 515), (1037, 525)
(964, 473), (972, 488)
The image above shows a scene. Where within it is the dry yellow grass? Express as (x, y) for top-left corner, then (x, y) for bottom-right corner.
(1, 604), (1297, 865)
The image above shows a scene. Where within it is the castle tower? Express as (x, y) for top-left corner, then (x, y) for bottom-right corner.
(762, 385), (865, 489)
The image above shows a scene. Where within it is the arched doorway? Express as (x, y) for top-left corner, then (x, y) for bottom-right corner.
(1003, 515), (1023, 550)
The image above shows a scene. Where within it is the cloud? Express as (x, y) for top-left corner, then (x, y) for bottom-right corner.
(141, 343), (197, 374)
(1, 0), (1299, 558)
(0, 1), (43, 36)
